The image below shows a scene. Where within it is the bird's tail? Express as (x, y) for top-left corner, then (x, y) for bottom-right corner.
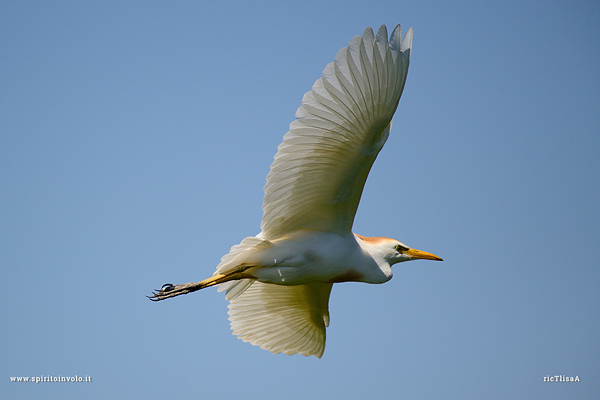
(215, 236), (273, 300)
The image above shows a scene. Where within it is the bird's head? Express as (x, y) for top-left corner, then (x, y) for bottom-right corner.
(355, 234), (443, 266)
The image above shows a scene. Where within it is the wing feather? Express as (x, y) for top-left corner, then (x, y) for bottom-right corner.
(260, 25), (412, 238)
(228, 282), (333, 357)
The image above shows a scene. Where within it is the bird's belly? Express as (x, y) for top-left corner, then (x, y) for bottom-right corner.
(248, 231), (382, 285)
(251, 263), (364, 286)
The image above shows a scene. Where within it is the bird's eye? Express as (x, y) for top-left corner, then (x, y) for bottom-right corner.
(395, 244), (409, 253)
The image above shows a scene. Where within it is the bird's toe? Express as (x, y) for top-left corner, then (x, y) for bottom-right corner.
(161, 283), (175, 292)
(147, 282), (192, 301)
(147, 283), (179, 301)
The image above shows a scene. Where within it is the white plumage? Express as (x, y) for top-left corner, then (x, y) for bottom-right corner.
(150, 24), (442, 358)
(228, 282), (332, 357)
(261, 25), (412, 238)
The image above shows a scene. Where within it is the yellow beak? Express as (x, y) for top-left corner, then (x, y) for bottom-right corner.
(406, 248), (443, 261)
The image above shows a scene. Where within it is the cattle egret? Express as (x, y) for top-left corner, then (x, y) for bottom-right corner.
(149, 24), (442, 358)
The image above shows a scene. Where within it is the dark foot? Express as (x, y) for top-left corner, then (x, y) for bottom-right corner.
(147, 282), (196, 301)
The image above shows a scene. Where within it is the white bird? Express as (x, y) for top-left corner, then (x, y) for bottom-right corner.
(150, 24), (442, 358)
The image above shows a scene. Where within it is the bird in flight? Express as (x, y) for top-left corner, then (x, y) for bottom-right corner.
(149, 24), (442, 358)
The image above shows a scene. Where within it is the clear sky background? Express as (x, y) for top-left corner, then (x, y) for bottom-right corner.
(2, 1), (598, 399)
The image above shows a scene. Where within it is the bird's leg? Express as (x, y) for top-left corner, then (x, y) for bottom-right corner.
(147, 264), (257, 301)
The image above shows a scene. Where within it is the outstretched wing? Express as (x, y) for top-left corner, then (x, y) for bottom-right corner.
(228, 282), (333, 358)
(260, 25), (412, 239)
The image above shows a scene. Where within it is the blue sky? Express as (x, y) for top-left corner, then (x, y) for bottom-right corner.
(2, 0), (598, 398)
